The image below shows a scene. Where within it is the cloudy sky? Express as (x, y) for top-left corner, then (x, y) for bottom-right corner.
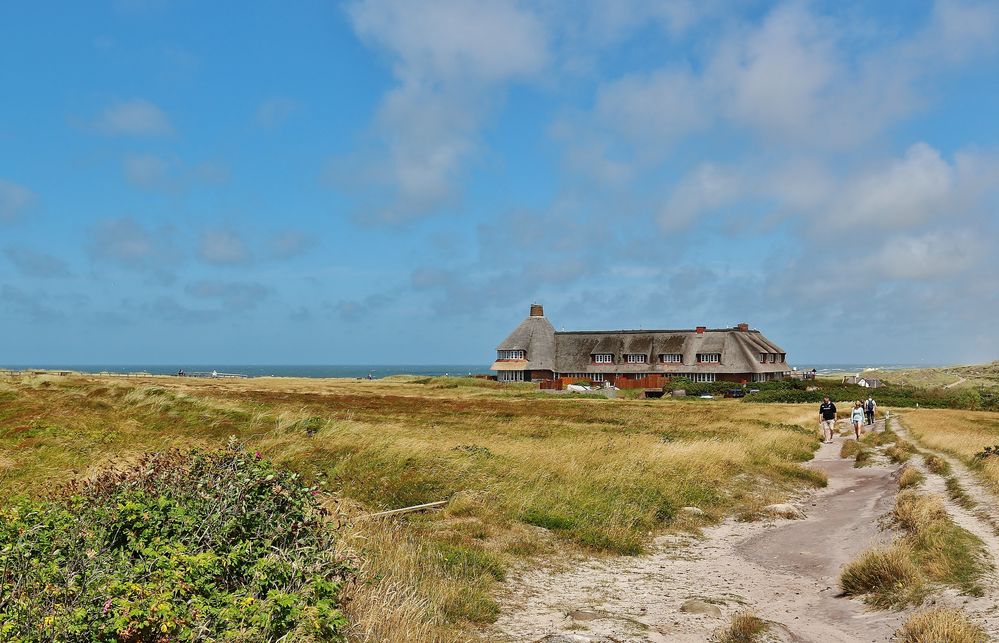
(2, 0), (997, 365)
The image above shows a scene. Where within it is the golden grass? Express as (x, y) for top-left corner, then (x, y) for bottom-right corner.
(715, 611), (769, 643)
(903, 409), (999, 495)
(895, 608), (988, 643)
(0, 374), (825, 638)
(923, 453), (951, 476)
(898, 465), (924, 489)
(839, 544), (924, 608)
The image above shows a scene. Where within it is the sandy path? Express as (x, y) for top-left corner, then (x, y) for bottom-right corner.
(893, 416), (999, 636)
(492, 420), (910, 642)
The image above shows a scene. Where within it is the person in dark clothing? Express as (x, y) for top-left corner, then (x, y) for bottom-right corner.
(819, 396), (837, 443)
(864, 396), (876, 425)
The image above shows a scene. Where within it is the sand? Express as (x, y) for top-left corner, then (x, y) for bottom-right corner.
(492, 418), (999, 642)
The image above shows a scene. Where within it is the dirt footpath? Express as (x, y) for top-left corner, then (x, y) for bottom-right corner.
(492, 421), (911, 642)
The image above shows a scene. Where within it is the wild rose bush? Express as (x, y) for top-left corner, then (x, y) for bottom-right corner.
(0, 439), (354, 641)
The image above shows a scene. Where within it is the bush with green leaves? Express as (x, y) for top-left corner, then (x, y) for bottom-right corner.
(0, 439), (354, 641)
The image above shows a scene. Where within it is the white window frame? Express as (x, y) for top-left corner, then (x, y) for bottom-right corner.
(691, 373), (716, 382)
(590, 373), (605, 382)
(497, 350), (526, 360)
(768, 353), (776, 363)
(593, 354), (614, 364)
(625, 354), (647, 364)
(659, 353), (683, 363)
(498, 370), (525, 382)
(760, 353), (767, 364)
(697, 353), (721, 363)
(752, 373), (770, 383)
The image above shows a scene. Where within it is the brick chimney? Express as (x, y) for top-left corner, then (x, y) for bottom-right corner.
(530, 303), (544, 317)
(695, 326), (706, 334)
(737, 323), (749, 332)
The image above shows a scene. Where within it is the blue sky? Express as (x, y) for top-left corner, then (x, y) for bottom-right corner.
(1, 0), (997, 365)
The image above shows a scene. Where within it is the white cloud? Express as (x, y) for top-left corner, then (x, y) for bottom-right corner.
(659, 163), (744, 229)
(0, 179), (34, 222)
(871, 229), (982, 279)
(123, 154), (171, 188)
(198, 229), (251, 265)
(95, 99), (173, 137)
(825, 143), (955, 229)
(87, 216), (180, 279)
(336, 0), (549, 222)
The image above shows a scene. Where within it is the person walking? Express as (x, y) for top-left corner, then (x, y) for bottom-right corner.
(864, 396), (877, 425)
(819, 396), (837, 443)
(852, 401), (865, 439)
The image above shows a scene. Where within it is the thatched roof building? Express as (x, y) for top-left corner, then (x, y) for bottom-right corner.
(492, 304), (792, 384)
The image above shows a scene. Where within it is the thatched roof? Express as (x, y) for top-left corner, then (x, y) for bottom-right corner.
(494, 306), (790, 375)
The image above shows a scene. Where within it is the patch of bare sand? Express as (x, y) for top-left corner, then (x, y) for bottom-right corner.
(492, 424), (908, 642)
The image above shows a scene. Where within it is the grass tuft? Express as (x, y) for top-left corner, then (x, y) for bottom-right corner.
(839, 544), (924, 608)
(716, 611), (770, 643)
(923, 453), (951, 476)
(898, 465), (924, 489)
(840, 439), (862, 459)
(895, 608), (987, 643)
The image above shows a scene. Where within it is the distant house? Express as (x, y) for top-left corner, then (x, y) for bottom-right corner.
(842, 375), (859, 385)
(858, 378), (883, 388)
(491, 304), (793, 385)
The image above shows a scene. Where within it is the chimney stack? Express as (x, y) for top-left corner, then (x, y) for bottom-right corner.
(695, 326), (706, 334)
(530, 303), (544, 317)
(737, 323), (749, 332)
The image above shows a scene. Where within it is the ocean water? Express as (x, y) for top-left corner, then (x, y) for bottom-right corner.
(3, 363), (940, 379)
(3, 364), (492, 379)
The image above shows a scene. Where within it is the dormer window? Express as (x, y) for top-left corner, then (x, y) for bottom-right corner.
(625, 354), (647, 364)
(497, 350), (526, 360)
(659, 353), (683, 363)
(697, 353), (721, 363)
(593, 354), (614, 364)
(759, 353), (767, 364)
(768, 353), (776, 363)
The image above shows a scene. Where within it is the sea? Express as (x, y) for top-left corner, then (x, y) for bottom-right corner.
(1, 363), (943, 379)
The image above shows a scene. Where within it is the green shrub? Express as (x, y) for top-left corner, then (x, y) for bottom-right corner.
(0, 440), (354, 641)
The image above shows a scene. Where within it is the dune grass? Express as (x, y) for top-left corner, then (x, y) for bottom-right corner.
(895, 608), (988, 643)
(0, 373), (825, 639)
(716, 611), (770, 642)
(840, 490), (988, 608)
(903, 409), (999, 495)
(898, 465), (924, 489)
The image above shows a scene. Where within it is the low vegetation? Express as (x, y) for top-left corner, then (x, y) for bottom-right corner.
(715, 611), (770, 642)
(904, 409), (999, 496)
(923, 453), (951, 476)
(895, 608), (988, 643)
(898, 465), (924, 489)
(0, 373), (826, 639)
(0, 441), (353, 641)
(840, 490), (987, 608)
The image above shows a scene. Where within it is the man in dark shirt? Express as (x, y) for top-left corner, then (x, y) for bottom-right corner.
(819, 396), (837, 443)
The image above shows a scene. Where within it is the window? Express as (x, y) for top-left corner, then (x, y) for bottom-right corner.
(497, 350), (525, 360)
(752, 373), (770, 383)
(780, 354), (786, 363)
(691, 373), (716, 382)
(768, 353), (776, 363)
(498, 370), (525, 382)
(697, 353), (721, 363)
(659, 353), (683, 363)
(590, 373), (605, 382)
(593, 354), (614, 364)
(760, 353), (767, 364)
(625, 354), (647, 364)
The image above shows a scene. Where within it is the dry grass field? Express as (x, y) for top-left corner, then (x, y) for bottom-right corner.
(0, 373), (825, 640)
(903, 409), (999, 496)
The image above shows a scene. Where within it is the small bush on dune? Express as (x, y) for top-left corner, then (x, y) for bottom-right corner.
(893, 491), (947, 532)
(839, 544), (924, 608)
(0, 440), (354, 641)
(896, 608), (987, 643)
(886, 440), (916, 464)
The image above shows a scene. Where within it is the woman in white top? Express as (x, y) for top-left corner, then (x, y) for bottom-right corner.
(851, 401), (864, 439)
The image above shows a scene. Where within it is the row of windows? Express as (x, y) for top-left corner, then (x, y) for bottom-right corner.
(592, 353), (721, 364)
(559, 372), (605, 382)
(759, 353), (786, 363)
(498, 370), (525, 381)
(497, 350), (526, 360)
